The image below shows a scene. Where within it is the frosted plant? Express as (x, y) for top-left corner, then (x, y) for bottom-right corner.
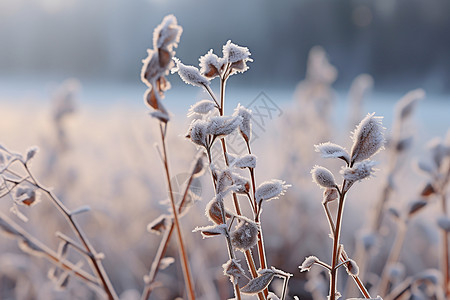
(139, 15), (208, 300)
(0, 144), (117, 299)
(412, 132), (450, 297)
(346, 90), (425, 297)
(300, 113), (385, 300)
(174, 37), (290, 300)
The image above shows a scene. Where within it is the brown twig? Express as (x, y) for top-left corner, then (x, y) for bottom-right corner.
(158, 123), (196, 300)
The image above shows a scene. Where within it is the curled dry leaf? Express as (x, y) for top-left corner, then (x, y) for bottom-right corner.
(240, 269), (275, 294)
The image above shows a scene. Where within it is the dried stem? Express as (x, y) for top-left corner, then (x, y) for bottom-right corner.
(441, 192), (449, 297)
(329, 187), (348, 300)
(0, 212), (100, 288)
(158, 123), (196, 300)
(23, 164), (118, 300)
(141, 170), (196, 300)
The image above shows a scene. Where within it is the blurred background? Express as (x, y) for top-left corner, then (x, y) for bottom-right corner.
(1, 0), (450, 92)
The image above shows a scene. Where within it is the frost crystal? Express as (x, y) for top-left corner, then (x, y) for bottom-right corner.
(311, 166), (337, 189)
(314, 142), (349, 163)
(240, 269), (275, 294)
(230, 219), (260, 251)
(234, 104), (252, 142)
(255, 179), (290, 203)
(172, 58), (210, 87)
(187, 100), (216, 117)
(340, 160), (377, 185)
(223, 259), (246, 284)
(350, 113), (385, 163)
(199, 49), (224, 78)
(231, 173), (251, 194)
(205, 198), (232, 225)
(299, 256), (319, 272)
(207, 115), (242, 138)
(216, 170), (234, 195)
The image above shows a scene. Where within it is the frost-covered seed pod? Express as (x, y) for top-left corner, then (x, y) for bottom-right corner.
(255, 179), (290, 203)
(230, 220), (259, 251)
(345, 259), (359, 276)
(205, 198), (232, 225)
(193, 224), (227, 239)
(350, 113), (385, 163)
(323, 188), (338, 203)
(222, 259), (246, 284)
(199, 49), (224, 78)
(311, 166), (337, 189)
(187, 119), (209, 148)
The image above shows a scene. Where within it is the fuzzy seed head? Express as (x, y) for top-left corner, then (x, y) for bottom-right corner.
(350, 113), (385, 163)
(230, 220), (259, 252)
(311, 166), (337, 189)
(228, 153), (257, 169)
(172, 58), (210, 87)
(223, 40), (251, 63)
(255, 179), (290, 203)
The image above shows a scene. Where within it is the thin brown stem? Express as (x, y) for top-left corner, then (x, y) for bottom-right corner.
(329, 187), (347, 300)
(159, 123), (196, 300)
(23, 164), (118, 300)
(441, 192), (450, 297)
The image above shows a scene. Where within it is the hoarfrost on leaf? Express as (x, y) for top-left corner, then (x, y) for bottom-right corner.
(193, 224), (227, 239)
(199, 49), (224, 79)
(187, 100), (217, 117)
(230, 219), (260, 251)
(340, 160), (378, 186)
(207, 115), (243, 138)
(299, 256), (319, 272)
(350, 113), (385, 163)
(223, 259), (246, 284)
(240, 269), (275, 294)
(172, 58), (210, 87)
(234, 104), (252, 142)
(314, 142), (350, 164)
(255, 179), (290, 204)
(311, 166), (337, 189)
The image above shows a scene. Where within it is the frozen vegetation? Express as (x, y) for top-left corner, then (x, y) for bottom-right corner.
(0, 14), (449, 300)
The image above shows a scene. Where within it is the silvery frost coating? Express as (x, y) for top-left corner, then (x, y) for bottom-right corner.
(187, 100), (216, 117)
(199, 49), (225, 79)
(344, 259), (360, 276)
(227, 153), (257, 169)
(240, 269), (275, 295)
(350, 113), (385, 163)
(141, 15), (182, 117)
(299, 256), (320, 272)
(234, 104), (252, 142)
(172, 58), (210, 87)
(310, 165), (337, 189)
(315, 142), (350, 164)
(222, 259), (246, 284)
(230, 218), (260, 251)
(340, 160), (378, 185)
(222, 40), (253, 74)
(255, 180), (290, 204)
